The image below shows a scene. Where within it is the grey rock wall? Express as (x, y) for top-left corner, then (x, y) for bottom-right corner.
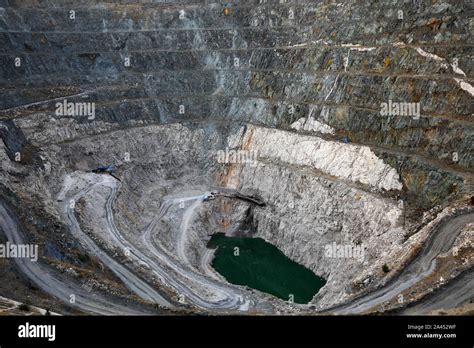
(0, 0), (472, 310)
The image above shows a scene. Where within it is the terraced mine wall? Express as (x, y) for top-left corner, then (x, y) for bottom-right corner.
(0, 0), (472, 312)
(1, 1), (472, 207)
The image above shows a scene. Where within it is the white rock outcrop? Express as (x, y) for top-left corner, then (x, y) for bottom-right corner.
(241, 125), (402, 191)
(290, 117), (336, 135)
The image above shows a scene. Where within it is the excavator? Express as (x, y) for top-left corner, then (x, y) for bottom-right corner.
(92, 164), (121, 181)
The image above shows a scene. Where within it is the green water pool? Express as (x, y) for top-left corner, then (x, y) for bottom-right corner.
(207, 233), (326, 304)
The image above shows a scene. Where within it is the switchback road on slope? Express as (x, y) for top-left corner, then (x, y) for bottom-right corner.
(328, 212), (474, 314)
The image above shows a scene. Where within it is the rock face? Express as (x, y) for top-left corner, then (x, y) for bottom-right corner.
(0, 0), (472, 314)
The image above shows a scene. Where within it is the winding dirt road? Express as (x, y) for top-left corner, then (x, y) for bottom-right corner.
(328, 212), (474, 314)
(0, 171), (472, 315)
(62, 173), (258, 312)
(0, 202), (152, 315)
(62, 177), (175, 308)
(401, 268), (474, 315)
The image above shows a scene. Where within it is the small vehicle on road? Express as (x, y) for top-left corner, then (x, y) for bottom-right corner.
(92, 164), (116, 174)
(92, 164), (121, 181)
(203, 191), (218, 201)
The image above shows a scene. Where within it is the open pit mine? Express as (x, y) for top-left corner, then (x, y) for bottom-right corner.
(0, 0), (473, 319)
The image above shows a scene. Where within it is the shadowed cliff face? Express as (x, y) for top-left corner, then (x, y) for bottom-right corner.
(0, 0), (472, 314)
